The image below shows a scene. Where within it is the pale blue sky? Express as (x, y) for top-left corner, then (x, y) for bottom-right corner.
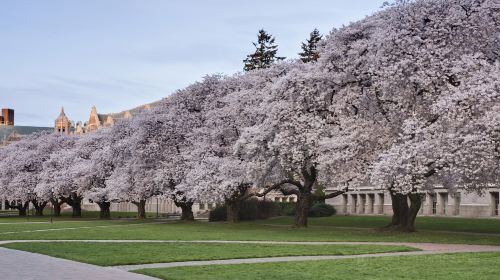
(0, 0), (385, 126)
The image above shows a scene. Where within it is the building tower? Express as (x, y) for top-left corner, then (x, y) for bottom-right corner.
(0, 108), (14, 126)
(55, 107), (70, 134)
(86, 106), (102, 133)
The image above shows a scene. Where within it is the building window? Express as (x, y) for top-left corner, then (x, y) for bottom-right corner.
(431, 194), (437, 215)
(274, 197), (280, 202)
(208, 203), (213, 210)
(440, 193), (448, 215)
(199, 203), (205, 210)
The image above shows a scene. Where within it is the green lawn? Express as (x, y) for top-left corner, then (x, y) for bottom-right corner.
(0, 211), (159, 223)
(0, 216), (499, 245)
(0, 242), (415, 266)
(0, 219), (162, 234)
(135, 252), (500, 280)
(260, 216), (500, 234)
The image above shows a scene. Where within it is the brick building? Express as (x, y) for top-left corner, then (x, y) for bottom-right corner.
(0, 108), (14, 126)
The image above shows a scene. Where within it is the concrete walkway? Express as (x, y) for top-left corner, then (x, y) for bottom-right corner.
(0, 247), (158, 280)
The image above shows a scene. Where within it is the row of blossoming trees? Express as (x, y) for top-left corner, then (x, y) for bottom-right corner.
(0, 0), (498, 231)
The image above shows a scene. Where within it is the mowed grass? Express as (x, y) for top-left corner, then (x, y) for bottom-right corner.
(260, 216), (500, 234)
(0, 242), (416, 266)
(135, 252), (500, 280)
(0, 219), (162, 235)
(0, 210), (156, 223)
(0, 215), (499, 245)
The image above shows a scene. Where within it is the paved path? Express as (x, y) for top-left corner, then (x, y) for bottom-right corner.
(0, 247), (158, 280)
(2, 239), (500, 272)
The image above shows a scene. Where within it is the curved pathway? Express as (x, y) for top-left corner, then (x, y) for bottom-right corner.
(0, 246), (157, 280)
(1, 239), (500, 274)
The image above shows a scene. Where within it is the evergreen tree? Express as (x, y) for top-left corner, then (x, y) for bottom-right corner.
(243, 29), (286, 71)
(299, 28), (322, 63)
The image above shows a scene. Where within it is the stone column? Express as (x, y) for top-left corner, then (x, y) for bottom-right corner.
(437, 193), (445, 216)
(448, 193), (458, 216)
(374, 193), (384, 215)
(365, 194), (373, 214)
(348, 194), (357, 214)
(341, 194), (348, 214)
(357, 194), (365, 214)
(423, 193), (432, 215)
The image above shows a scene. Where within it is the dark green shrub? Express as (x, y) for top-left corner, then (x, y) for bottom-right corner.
(308, 203), (336, 217)
(209, 199), (298, 222)
(274, 202), (296, 216)
(255, 200), (276, 219)
(239, 199), (258, 221)
(208, 204), (227, 222)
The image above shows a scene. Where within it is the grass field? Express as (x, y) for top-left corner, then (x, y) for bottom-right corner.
(0, 210), (161, 222)
(1, 215), (499, 245)
(0, 242), (415, 266)
(1, 214), (499, 279)
(260, 215), (500, 234)
(134, 252), (500, 280)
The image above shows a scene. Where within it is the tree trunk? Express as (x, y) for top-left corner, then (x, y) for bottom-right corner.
(386, 192), (422, 232)
(6, 201), (29, 216)
(387, 193), (409, 228)
(294, 191), (311, 228)
(50, 198), (63, 217)
(97, 201), (111, 219)
(179, 202), (194, 221)
(133, 200), (146, 219)
(72, 202), (82, 217)
(405, 193), (423, 232)
(226, 200), (241, 223)
(62, 194), (83, 218)
(18, 201), (29, 216)
(31, 199), (47, 216)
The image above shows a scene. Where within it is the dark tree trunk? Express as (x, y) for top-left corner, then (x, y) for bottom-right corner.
(97, 201), (111, 219)
(133, 200), (146, 219)
(388, 193), (409, 228)
(72, 202), (82, 217)
(6, 201), (29, 216)
(292, 166), (317, 228)
(50, 198), (63, 217)
(386, 192), (422, 232)
(405, 193), (423, 232)
(18, 201), (29, 216)
(61, 194), (83, 218)
(31, 199), (47, 216)
(294, 191), (311, 228)
(226, 200), (241, 223)
(179, 202), (194, 221)
(18, 204), (28, 216)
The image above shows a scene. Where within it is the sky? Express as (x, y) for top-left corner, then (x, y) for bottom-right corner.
(0, 0), (386, 127)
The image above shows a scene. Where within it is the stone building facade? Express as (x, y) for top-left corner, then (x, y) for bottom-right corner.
(326, 186), (500, 218)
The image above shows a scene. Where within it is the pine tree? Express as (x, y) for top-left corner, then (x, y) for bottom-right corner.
(299, 28), (322, 63)
(243, 29), (286, 72)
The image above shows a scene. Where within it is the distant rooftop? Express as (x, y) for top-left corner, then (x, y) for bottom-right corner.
(0, 126), (53, 143)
